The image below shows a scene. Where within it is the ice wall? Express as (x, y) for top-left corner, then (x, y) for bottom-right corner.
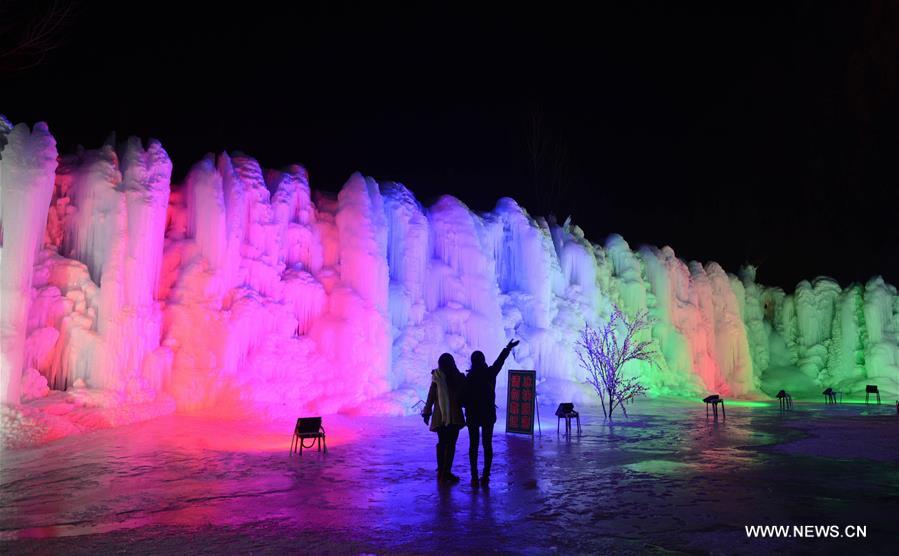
(3, 118), (898, 418)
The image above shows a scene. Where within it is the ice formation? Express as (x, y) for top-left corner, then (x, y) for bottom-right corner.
(1, 122), (58, 405)
(2, 118), (898, 443)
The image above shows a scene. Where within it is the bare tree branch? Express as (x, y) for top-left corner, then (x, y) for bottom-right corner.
(522, 103), (570, 218)
(0, 0), (76, 73)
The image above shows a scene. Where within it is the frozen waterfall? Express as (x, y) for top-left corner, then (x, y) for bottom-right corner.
(2, 119), (897, 426)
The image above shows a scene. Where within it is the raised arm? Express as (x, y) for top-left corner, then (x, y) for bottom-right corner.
(491, 339), (520, 376)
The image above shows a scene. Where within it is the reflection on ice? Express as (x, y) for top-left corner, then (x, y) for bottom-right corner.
(2, 400), (897, 553)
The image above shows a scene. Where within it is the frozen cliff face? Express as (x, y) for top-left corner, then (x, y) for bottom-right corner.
(2, 119), (898, 416)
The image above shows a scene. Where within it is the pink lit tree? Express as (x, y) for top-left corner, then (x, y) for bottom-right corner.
(576, 307), (654, 419)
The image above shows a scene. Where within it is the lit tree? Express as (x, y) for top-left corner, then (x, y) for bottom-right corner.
(576, 307), (653, 418)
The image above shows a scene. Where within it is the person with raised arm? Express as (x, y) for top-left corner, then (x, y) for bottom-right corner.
(464, 339), (519, 488)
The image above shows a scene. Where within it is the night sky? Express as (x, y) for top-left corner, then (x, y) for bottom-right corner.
(5, 1), (899, 290)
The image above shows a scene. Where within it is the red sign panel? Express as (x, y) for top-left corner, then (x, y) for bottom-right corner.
(506, 370), (536, 435)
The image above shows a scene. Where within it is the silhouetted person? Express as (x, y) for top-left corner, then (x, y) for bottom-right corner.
(423, 353), (466, 484)
(465, 339), (519, 487)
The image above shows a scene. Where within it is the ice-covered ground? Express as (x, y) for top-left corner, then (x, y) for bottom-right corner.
(1, 400), (897, 555)
(2, 118), (899, 446)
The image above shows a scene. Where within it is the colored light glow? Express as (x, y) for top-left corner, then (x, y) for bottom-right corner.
(723, 400), (772, 408)
(0, 121), (896, 447)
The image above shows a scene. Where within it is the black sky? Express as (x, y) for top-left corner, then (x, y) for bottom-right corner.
(5, 1), (899, 291)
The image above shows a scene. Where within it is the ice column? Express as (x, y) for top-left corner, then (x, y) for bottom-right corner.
(331, 173), (391, 398)
(383, 182), (429, 389)
(185, 155), (227, 274)
(217, 152), (247, 289)
(639, 246), (704, 395)
(862, 277), (899, 395)
(427, 195), (505, 361)
(739, 266), (769, 380)
(489, 198), (561, 382)
(706, 262), (754, 395)
(121, 138), (172, 305)
(104, 139), (172, 394)
(826, 284), (866, 387)
(0, 122), (58, 404)
(793, 278), (841, 384)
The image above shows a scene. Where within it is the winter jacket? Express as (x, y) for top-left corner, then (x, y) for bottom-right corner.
(464, 345), (513, 426)
(424, 368), (466, 431)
